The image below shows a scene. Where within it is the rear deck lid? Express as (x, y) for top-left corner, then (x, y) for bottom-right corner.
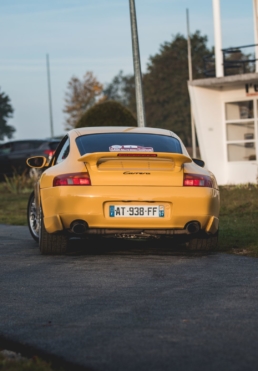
(76, 132), (191, 186)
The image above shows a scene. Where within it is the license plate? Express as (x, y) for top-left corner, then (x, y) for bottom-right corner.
(109, 205), (164, 218)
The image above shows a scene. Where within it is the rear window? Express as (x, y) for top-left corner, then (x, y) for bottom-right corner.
(48, 141), (60, 150)
(38, 141), (60, 150)
(76, 133), (182, 155)
(31, 140), (45, 149)
(13, 141), (44, 151)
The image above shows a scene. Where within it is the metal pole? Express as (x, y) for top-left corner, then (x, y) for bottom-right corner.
(212, 0), (224, 77)
(253, 0), (258, 72)
(129, 0), (146, 127)
(46, 54), (54, 138)
(186, 9), (197, 158)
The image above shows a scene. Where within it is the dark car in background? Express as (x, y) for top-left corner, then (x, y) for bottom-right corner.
(0, 139), (60, 178)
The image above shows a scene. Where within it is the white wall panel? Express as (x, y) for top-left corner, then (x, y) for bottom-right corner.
(188, 83), (258, 185)
(188, 85), (227, 184)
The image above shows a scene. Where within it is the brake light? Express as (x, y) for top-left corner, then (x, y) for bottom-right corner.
(53, 173), (91, 186)
(183, 173), (213, 188)
(117, 153), (157, 157)
(44, 149), (55, 158)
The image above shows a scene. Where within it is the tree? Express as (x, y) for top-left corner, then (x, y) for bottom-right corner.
(103, 71), (135, 109)
(143, 31), (211, 146)
(104, 31), (212, 146)
(223, 48), (255, 76)
(0, 90), (15, 140)
(63, 71), (103, 130)
(76, 100), (137, 128)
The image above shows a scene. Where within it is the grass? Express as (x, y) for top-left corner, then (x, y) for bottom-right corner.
(0, 352), (61, 371)
(0, 180), (258, 256)
(0, 170), (36, 225)
(0, 182), (31, 226)
(3, 169), (35, 195)
(218, 184), (258, 257)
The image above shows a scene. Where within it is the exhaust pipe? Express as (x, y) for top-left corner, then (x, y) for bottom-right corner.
(186, 222), (200, 234)
(70, 220), (88, 234)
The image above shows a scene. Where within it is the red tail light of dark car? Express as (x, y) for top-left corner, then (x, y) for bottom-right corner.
(44, 149), (55, 158)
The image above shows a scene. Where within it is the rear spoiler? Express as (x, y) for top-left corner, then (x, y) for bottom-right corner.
(78, 152), (192, 169)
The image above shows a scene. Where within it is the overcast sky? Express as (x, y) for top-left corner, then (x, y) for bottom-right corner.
(0, 0), (255, 141)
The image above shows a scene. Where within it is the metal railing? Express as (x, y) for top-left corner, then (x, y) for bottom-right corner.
(203, 44), (258, 77)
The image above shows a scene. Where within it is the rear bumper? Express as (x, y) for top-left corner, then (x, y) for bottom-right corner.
(41, 186), (220, 234)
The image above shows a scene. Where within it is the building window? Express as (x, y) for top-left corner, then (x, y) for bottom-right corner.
(225, 100), (256, 161)
(226, 100), (253, 120)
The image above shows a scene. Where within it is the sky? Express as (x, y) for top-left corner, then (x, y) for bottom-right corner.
(0, 0), (255, 141)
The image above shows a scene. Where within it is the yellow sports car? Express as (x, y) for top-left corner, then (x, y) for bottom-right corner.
(27, 127), (220, 254)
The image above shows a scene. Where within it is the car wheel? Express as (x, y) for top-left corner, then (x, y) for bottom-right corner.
(27, 191), (40, 242)
(187, 231), (218, 251)
(39, 207), (69, 255)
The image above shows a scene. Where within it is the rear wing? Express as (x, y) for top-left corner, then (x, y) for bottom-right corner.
(78, 152), (192, 170)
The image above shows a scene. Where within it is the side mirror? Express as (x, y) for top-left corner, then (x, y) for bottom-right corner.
(26, 156), (48, 168)
(192, 158), (205, 168)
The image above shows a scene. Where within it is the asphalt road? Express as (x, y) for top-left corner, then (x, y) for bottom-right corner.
(1, 224), (258, 371)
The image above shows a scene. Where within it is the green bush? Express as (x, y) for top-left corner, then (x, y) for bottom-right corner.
(76, 100), (137, 128)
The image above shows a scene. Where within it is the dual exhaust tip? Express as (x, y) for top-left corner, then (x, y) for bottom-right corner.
(185, 221), (200, 234)
(70, 220), (200, 235)
(70, 220), (88, 234)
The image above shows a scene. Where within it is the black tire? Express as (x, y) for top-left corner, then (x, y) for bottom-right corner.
(27, 191), (39, 242)
(187, 231), (218, 251)
(39, 208), (69, 255)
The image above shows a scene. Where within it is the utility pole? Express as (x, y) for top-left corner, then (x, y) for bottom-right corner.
(129, 0), (146, 127)
(186, 9), (197, 158)
(46, 54), (54, 138)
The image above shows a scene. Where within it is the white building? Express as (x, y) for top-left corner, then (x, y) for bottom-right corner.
(188, 0), (258, 185)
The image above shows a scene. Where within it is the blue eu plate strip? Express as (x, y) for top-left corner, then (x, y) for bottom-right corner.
(109, 206), (115, 217)
(159, 206), (164, 217)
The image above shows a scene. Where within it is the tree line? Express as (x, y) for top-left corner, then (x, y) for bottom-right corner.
(64, 31), (212, 147)
(1, 30), (253, 143)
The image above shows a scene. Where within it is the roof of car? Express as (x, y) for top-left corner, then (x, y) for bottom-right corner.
(1, 138), (59, 143)
(73, 126), (177, 137)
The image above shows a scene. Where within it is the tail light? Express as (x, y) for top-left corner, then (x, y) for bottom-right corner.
(44, 149), (55, 158)
(183, 173), (213, 188)
(53, 173), (91, 186)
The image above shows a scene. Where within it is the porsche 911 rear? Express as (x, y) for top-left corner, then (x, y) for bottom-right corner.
(37, 130), (219, 254)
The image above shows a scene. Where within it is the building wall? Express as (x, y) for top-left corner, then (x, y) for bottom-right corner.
(188, 83), (258, 185)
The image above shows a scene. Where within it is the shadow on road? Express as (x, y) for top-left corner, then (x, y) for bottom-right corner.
(65, 237), (216, 258)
